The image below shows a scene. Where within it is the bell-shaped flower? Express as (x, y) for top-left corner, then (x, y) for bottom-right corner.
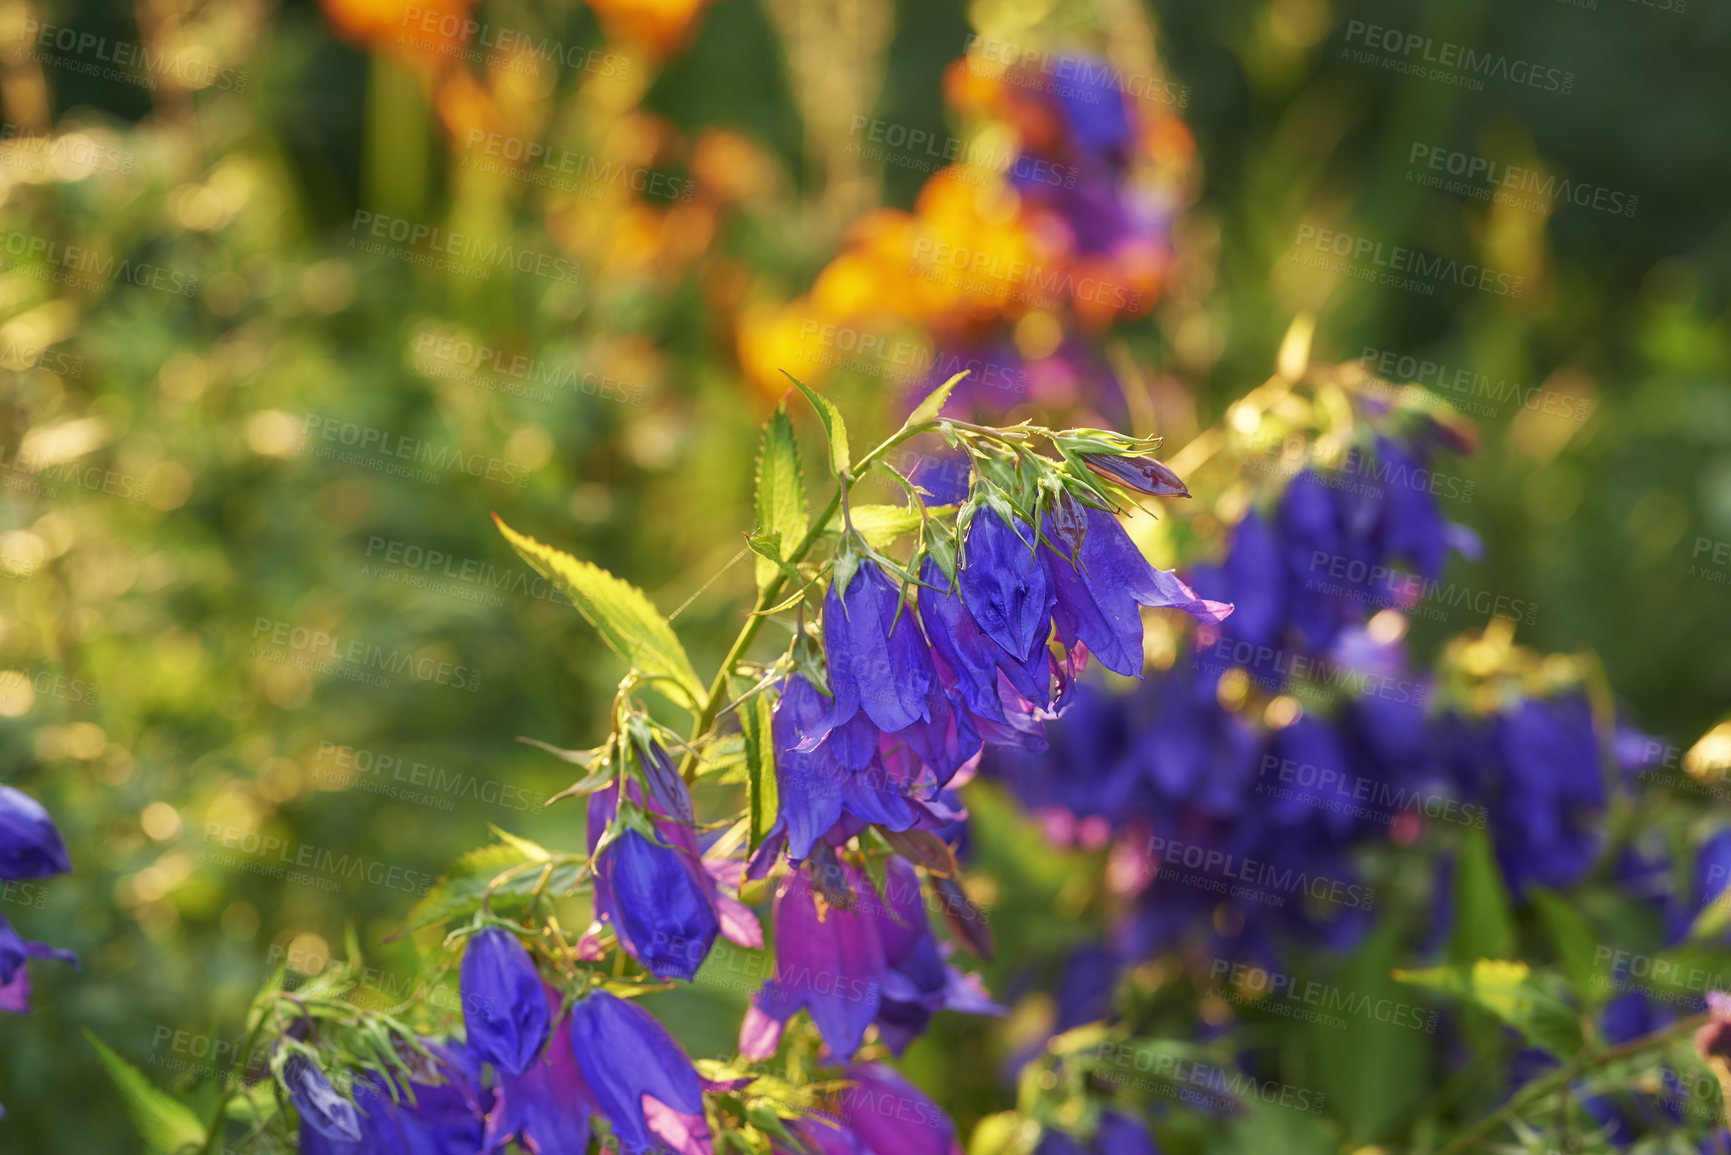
(568, 989), (708, 1155)
(300, 1048), (489, 1155)
(286, 1055), (363, 1144)
(461, 927), (549, 1076)
(0, 911), (75, 1015)
(869, 858), (1002, 1054)
(774, 1116), (865, 1155)
(918, 558), (1051, 723)
(1042, 506), (1230, 676)
(740, 862), (885, 1061)
(814, 559), (933, 741)
(837, 1063), (961, 1155)
(771, 675), (923, 863)
(959, 508), (1055, 662)
(483, 985), (594, 1155)
(587, 782), (721, 981)
(0, 786), (71, 880)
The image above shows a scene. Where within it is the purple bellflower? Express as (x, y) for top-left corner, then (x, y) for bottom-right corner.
(0, 912), (75, 1014)
(287, 1054), (363, 1144)
(1041, 505), (1230, 677)
(0, 786), (71, 879)
(461, 928), (549, 1076)
(959, 508), (1056, 662)
(836, 1063), (961, 1155)
(814, 559), (934, 742)
(568, 989), (708, 1155)
(483, 984), (594, 1155)
(587, 779), (724, 982)
(741, 862), (885, 1061)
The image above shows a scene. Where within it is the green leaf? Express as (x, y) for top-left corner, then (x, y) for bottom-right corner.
(843, 503), (957, 551)
(1448, 824), (1517, 964)
(389, 842), (584, 938)
(1305, 918), (1430, 1142)
(488, 825), (550, 862)
(902, 371), (968, 431)
(1395, 959), (1584, 1058)
(85, 1030), (207, 1153)
(739, 688), (779, 852)
(784, 373), (850, 477)
(1530, 887), (1601, 998)
(754, 406), (809, 594)
(494, 516), (704, 712)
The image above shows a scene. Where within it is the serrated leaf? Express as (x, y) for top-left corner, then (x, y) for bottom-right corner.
(784, 373), (850, 477)
(903, 371), (969, 431)
(489, 825), (550, 861)
(85, 1030), (207, 1153)
(389, 843), (584, 938)
(739, 688), (779, 852)
(494, 516), (703, 712)
(754, 407), (808, 594)
(843, 503), (957, 551)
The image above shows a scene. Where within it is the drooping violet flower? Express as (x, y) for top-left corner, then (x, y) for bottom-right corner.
(300, 1048), (489, 1155)
(0, 785), (71, 879)
(870, 857), (1002, 1054)
(285, 1054), (362, 1143)
(568, 989), (708, 1155)
(1041, 505), (1230, 676)
(0, 912), (75, 1014)
(771, 674), (921, 863)
(740, 861), (885, 1061)
(918, 558), (1053, 723)
(959, 508), (1055, 662)
(816, 559), (934, 740)
(587, 781), (722, 981)
(461, 928), (549, 1076)
(483, 984), (594, 1155)
(836, 1062), (960, 1155)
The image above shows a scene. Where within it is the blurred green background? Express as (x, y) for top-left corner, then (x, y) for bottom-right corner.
(0, 0), (1727, 1148)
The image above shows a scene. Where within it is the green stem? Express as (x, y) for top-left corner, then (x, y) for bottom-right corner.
(1434, 1011), (1706, 1155)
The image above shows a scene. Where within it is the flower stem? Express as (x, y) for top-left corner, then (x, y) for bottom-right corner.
(1433, 1010), (1707, 1155)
